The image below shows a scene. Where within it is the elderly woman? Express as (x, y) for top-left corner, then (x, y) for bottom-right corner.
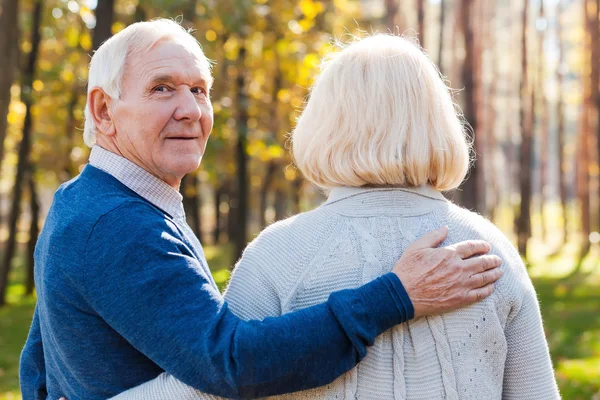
(116, 34), (560, 399)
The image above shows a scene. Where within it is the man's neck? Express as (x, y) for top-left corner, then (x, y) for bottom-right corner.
(94, 137), (182, 190)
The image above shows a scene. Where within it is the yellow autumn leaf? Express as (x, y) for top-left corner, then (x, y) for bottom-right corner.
(266, 145), (284, 159)
(300, 0), (324, 20)
(33, 80), (45, 92)
(205, 30), (217, 42)
(60, 69), (74, 83)
(224, 37), (240, 61)
(112, 22), (126, 35)
(277, 89), (291, 102)
(7, 111), (20, 125)
(284, 167), (297, 181)
(39, 60), (53, 72)
(66, 26), (79, 47)
(80, 32), (92, 51)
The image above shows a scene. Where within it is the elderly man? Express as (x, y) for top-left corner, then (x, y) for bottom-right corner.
(19, 19), (502, 400)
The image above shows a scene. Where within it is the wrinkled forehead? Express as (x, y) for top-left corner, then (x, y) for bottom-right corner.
(125, 37), (213, 88)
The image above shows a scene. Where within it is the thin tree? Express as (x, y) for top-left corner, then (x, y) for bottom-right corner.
(575, 0), (593, 259)
(259, 59), (282, 228)
(182, 174), (202, 238)
(417, 0), (425, 47)
(458, 0), (483, 212)
(0, 0), (43, 306)
(25, 166), (40, 295)
(92, 0), (115, 51)
(437, 0), (446, 71)
(234, 42), (249, 261)
(384, 0), (399, 30)
(487, 1), (500, 220)
(556, 0), (568, 243)
(516, 0), (534, 257)
(0, 0), (19, 170)
(594, 0), (600, 233)
(536, 0), (550, 242)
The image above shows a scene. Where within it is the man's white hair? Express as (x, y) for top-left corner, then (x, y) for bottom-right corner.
(83, 18), (213, 147)
(292, 34), (471, 191)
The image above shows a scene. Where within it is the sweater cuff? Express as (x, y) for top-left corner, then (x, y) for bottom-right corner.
(362, 273), (414, 332)
(327, 273), (414, 357)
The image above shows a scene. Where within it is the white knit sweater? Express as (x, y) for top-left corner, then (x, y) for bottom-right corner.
(112, 186), (560, 400)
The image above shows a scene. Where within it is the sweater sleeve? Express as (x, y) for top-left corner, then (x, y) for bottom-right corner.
(110, 230), (288, 400)
(85, 202), (413, 399)
(19, 305), (48, 400)
(501, 275), (560, 399)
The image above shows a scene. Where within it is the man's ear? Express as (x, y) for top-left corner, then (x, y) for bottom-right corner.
(88, 87), (116, 137)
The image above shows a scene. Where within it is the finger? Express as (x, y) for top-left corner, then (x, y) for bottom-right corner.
(464, 254), (502, 274)
(465, 282), (495, 303)
(468, 267), (503, 289)
(407, 226), (449, 250)
(450, 240), (491, 259)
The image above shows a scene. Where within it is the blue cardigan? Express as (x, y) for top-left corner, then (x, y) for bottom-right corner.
(19, 165), (413, 400)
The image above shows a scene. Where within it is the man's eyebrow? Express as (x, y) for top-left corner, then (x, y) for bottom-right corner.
(147, 74), (209, 87)
(147, 74), (173, 86)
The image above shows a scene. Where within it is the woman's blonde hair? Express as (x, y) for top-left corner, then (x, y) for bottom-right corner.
(291, 34), (471, 191)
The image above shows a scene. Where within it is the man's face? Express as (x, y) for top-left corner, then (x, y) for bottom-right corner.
(109, 40), (213, 188)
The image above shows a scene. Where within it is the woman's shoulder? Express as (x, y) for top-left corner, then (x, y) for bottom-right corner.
(234, 207), (345, 285)
(443, 203), (532, 297)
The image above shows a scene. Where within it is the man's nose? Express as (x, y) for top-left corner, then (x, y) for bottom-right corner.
(173, 89), (202, 121)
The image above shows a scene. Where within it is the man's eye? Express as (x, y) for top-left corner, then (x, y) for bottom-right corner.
(191, 87), (207, 96)
(154, 85), (169, 92)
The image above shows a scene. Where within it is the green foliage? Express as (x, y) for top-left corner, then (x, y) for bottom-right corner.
(0, 285), (35, 400)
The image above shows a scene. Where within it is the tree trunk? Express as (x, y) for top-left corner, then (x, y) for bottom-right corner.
(487, 1), (500, 221)
(516, 0), (533, 257)
(134, 0), (147, 23)
(183, 0), (198, 26)
(213, 185), (223, 245)
(384, 0), (399, 30)
(417, 0), (425, 47)
(0, 0), (42, 306)
(93, 0), (115, 51)
(25, 166), (40, 296)
(537, 0), (549, 242)
(259, 161), (277, 228)
(576, 0), (595, 258)
(593, 0), (600, 233)
(458, 0), (482, 212)
(234, 44), (249, 261)
(556, 0), (568, 243)
(274, 186), (286, 222)
(227, 182), (239, 251)
(182, 174), (202, 239)
(438, 0), (445, 71)
(292, 177), (302, 214)
(63, 85), (81, 181)
(0, 0), (19, 170)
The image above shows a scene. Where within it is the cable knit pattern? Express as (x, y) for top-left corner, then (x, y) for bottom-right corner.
(113, 186), (560, 400)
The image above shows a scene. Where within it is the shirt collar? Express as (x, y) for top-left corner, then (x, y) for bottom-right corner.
(89, 145), (185, 220)
(321, 185), (448, 217)
(325, 185), (447, 205)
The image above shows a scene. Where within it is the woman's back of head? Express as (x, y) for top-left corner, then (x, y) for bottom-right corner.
(292, 34), (471, 192)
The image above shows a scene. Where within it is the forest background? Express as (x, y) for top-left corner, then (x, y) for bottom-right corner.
(0, 0), (599, 398)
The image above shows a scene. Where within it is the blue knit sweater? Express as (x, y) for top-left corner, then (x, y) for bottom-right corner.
(19, 165), (413, 400)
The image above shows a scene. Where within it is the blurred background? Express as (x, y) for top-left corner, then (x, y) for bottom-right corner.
(0, 0), (599, 398)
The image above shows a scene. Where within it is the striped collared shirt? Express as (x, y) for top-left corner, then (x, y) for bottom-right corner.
(89, 145), (186, 221)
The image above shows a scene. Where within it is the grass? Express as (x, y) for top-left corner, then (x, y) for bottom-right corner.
(1, 241), (599, 399)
